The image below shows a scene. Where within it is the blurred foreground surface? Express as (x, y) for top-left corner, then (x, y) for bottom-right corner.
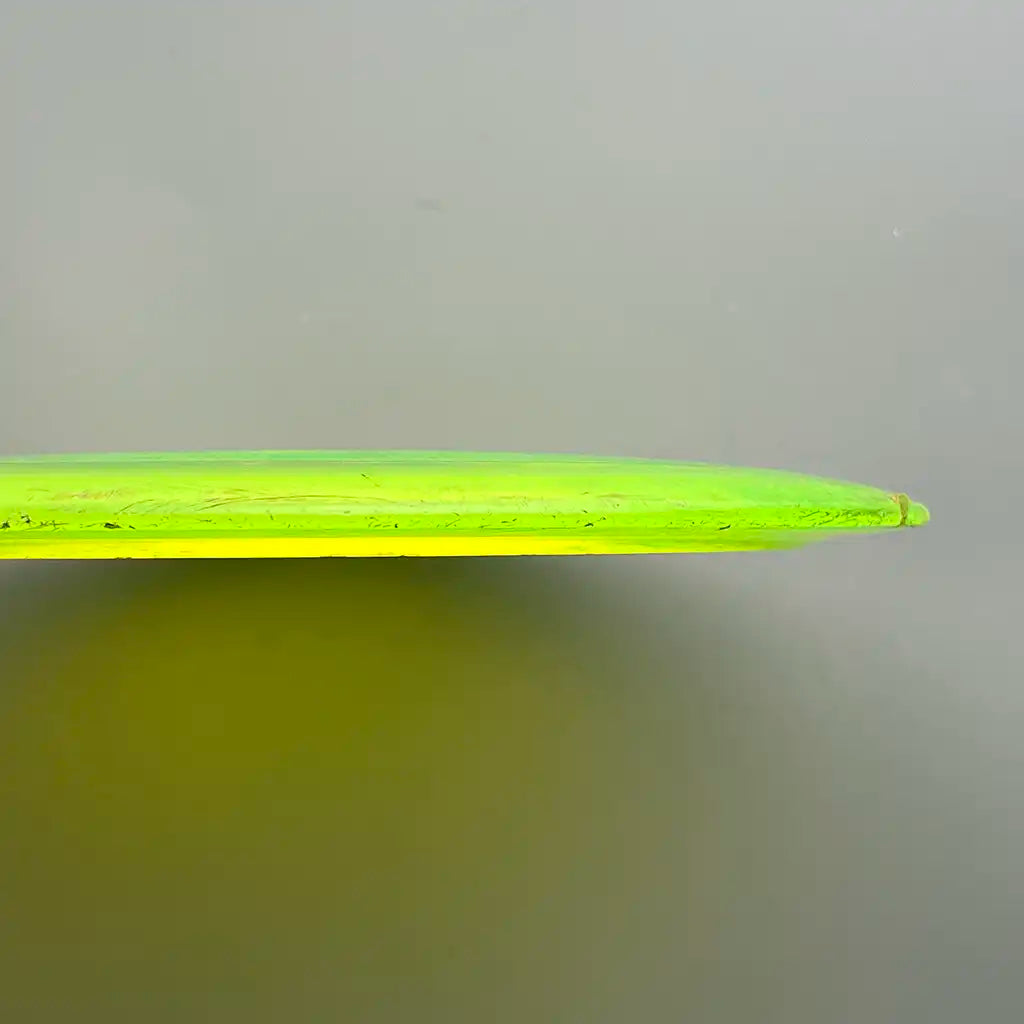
(0, 552), (1019, 1022)
(1, 558), (704, 1022)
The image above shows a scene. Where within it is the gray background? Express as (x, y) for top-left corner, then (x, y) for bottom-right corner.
(1, 1), (1021, 1021)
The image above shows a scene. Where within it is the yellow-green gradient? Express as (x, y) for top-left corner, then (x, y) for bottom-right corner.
(0, 450), (929, 558)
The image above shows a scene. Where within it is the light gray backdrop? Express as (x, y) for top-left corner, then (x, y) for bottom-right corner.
(1, 2), (1021, 1021)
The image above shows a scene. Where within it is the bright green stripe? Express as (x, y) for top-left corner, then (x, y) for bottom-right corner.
(0, 450), (929, 559)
